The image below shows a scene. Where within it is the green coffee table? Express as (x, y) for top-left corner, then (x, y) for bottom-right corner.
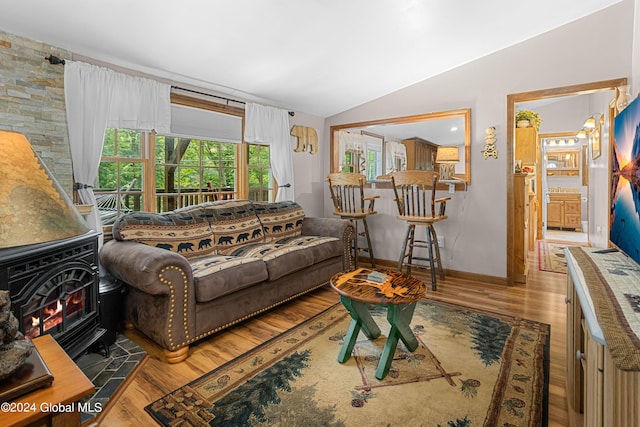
(329, 267), (426, 380)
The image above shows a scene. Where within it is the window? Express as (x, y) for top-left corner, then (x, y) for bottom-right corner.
(248, 143), (273, 201)
(95, 129), (145, 225)
(94, 95), (275, 225)
(154, 135), (237, 212)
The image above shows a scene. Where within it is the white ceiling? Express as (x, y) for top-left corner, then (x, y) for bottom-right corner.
(0, 0), (623, 118)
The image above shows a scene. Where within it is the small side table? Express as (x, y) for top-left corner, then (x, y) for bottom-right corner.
(3, 335), (95, 427)
(329, 267), (426, 380)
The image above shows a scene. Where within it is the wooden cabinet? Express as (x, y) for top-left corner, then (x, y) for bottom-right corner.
(528, 193), (538, 251)
(515, 127), (539, 165)
(547, 193), (581, 231)
(514, 173), (535, 283)
(566, 252), (640, 427)
(402, 137), (438, 171)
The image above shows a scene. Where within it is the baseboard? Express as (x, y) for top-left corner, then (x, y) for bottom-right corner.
(361, 257), (508, 286)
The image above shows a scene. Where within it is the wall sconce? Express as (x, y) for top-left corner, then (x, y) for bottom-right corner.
(583, 116), (596, 129)
(436, 146), (459, 180)
(576, 113), (601, 141)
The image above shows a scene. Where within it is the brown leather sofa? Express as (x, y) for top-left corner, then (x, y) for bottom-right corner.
(99, 200), (353, 363)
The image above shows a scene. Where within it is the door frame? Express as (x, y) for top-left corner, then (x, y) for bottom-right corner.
(505, 78), (626, 285)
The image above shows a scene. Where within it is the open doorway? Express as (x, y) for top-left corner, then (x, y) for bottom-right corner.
(534, 129), (588, 244)
(505, 78), (626, 285)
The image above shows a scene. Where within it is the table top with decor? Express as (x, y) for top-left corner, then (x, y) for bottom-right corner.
(330, 267), (426, 305)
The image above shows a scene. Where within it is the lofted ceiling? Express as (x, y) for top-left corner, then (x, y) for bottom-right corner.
(0, 0), (623, 118)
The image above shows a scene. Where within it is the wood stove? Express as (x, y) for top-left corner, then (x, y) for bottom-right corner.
(0, 131), (107, 359)
(0, 231), (104, 359)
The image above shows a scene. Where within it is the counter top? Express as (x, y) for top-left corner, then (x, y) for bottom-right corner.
(548, 187), (580, 193)
(566, 248), (605, 345)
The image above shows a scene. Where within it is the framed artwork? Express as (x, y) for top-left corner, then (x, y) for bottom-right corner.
(591, 117), (602, 160)
(611, 95), (640, 265)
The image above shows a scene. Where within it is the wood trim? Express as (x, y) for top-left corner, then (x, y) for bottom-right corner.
(506, 78), (627, 285)
(170, 92), (245, 117)
(373, 257), (507, 286)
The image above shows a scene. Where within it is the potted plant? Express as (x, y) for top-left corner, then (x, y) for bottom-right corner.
(515, 110), (542, 130)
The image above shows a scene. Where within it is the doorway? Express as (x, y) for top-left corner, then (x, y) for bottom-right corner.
(536, 131), (588, 244)
(505, 78), (626, 285)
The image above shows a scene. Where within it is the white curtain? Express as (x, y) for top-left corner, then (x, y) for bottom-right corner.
(338, 130), (366, 173)
(64, 61), (171, 245)
(385, 140), (406, 173)
(244, 103), (294, 201)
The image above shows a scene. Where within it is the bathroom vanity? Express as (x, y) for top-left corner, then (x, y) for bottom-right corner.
(547, 191), (581, 231)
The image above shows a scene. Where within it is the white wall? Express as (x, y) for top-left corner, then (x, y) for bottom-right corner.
(324, 1), (634, 279)
(588, 91), (617, 247)
(289, 112), (326, 218)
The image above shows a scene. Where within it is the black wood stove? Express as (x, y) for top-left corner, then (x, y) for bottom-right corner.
(0, 231), (104, 359)
(0, 131), (105, 359)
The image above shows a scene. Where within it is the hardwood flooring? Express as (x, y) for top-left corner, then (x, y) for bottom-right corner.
(96, 248), (570, 426)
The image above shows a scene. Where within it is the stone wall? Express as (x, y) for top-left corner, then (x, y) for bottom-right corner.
(0, 29), (73, 193)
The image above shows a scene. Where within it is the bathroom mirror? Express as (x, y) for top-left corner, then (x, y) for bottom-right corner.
(330, 108), (471, 187)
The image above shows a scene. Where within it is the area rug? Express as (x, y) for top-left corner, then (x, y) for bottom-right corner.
(538, 241), (572, 273)
(76, 333), (147, 423)
(146, 299), (550, 426)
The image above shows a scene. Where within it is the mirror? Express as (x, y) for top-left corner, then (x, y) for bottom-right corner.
(330, 108), (471, 187)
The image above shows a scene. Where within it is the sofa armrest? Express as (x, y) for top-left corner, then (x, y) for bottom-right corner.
(100, 240), (197, 353)
(301, 217), (354, 271)
(99, 240), (194, 296)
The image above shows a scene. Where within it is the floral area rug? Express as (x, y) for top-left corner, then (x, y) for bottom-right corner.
(146, 299), (550, 427)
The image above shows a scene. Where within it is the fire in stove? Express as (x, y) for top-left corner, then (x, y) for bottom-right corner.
(24, 289), (86, 340)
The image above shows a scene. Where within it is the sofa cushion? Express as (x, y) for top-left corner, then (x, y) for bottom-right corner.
(274, 235), (343, 264)
(253, 201), (305, 243)
(230, 242), (314, 281)
(200, 200), (265, 255)
(112, 208), (215, 258)
(189, 255), (268, 303)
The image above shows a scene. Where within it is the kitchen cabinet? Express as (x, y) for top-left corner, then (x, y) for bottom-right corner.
(547, 192), (581, 231)
(402, 137), (438, 171)
(515, 127), (539, 166)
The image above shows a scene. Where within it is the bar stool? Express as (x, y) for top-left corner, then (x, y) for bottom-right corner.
(327, 172), (379, 268)
(390, 170), (450, 290)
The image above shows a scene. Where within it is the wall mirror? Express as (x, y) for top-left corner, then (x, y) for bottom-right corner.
(330, 108), (471, 188)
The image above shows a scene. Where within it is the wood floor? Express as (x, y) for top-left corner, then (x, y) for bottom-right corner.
(97, 246), (571, 426)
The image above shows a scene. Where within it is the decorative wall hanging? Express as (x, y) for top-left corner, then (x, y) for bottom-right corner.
(290, 125), (318, 154)
(481, 126), (498, 159)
